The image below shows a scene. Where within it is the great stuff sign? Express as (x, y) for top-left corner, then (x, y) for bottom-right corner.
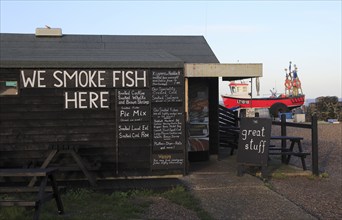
(20, 69), (148, 109)
(237, 117), (271, 166)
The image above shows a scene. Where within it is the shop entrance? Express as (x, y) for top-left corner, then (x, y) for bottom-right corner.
(187, 77), (219, 162)
(184, 63), (262, 164)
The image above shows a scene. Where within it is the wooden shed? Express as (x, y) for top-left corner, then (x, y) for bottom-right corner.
(0, 31), (262, 183)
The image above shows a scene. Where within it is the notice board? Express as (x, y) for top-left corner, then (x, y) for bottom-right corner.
(151, 70), (185, 171)
(237, 117), (271, 166)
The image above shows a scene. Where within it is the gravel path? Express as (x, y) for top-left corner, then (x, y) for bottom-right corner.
(270, 123), (342, 220)
(144, 123), (341, 220)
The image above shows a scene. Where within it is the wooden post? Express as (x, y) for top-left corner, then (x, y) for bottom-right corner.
(234, 111), (239, 126)
(311, 115), (319, 175)
(281, 114), (287, 163)
(184, 78), (189, 174)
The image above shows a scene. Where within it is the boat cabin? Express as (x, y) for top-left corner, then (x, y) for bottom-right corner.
(228, 82), (250, 98)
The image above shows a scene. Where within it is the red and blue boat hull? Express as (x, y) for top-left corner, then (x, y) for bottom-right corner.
(222, 94), (305, 110)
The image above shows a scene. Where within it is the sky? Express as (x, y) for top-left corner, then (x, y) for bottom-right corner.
(1, 0), (341, 99)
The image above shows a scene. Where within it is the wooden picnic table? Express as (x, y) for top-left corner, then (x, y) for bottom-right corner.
(0, 167), (64, 220)
(269, 136), (310, 170)
(28, 144), (97, 187)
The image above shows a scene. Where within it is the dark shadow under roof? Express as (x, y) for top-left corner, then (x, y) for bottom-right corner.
(0, 34), (219, 68)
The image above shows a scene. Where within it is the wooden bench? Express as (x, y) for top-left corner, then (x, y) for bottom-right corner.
(0, 168), (64, 220)
(269, 136), (310, 170)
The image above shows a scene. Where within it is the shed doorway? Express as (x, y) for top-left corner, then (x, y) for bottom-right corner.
(187, 77), (219, 162)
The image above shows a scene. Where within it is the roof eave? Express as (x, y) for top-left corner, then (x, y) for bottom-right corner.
(0, 60), (185, 69)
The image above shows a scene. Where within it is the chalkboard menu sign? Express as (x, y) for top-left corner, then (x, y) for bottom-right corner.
(118, 122), (150, 139)
(152, 87), (183, 103)
(116, 88), (151, 144)
(152, 106), (184, 150)
(152, 70), (183, 86)
(117, 89), (150, 105)
(237, 117), (271, 166)
(151, 69), (183, 103)
(117, 106), (150, 122)
(151, 69), (185, 171)
(152, 153), (184, 170)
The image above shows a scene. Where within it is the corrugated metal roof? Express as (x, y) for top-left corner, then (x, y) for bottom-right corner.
(0, 33), (219, 68)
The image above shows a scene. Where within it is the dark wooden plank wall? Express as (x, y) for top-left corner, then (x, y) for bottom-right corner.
(0, 68), (154, 180)
(0, 69), (116, 180)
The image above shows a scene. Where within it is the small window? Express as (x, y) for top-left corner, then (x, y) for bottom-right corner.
(0, 80), (18, 96)
(243, 87), (248, 92)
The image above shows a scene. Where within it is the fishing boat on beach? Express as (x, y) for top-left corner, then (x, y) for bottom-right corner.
(221, 62), (305, 116)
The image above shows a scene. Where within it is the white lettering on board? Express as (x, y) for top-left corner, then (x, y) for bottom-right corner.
(100, 91), (109, 108)
(78, 71), (89, 88)
(241, 127), (265, 140)
(112, 70), (121, 87)
(112, 70), (147, 87)
(89, 92), (99, 108)
(21, 69), (148, 88)
(136, 70), (147, 87)
(65, 92), (78, 109)
(64, 70), (78, 88)
(20, 70), (46, 88)
(53, 71), (64, 87)
(98, 71), (106, 87)
(37, 70), (46, 88)
(65, 91), (109, 109)
(78, 91), (87, 109)
(125, 71), (135, 87)
(241, 127), (267, 154)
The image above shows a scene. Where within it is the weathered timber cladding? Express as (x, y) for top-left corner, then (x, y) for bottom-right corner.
(0, 69), (117, 178)
(0, 68), (185, 180)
